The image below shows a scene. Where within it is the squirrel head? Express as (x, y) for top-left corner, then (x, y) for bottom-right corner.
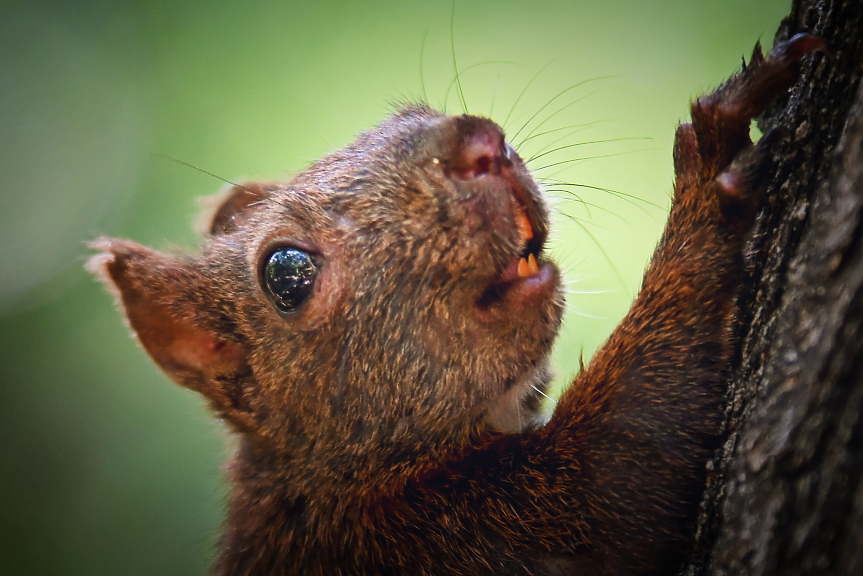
(89, 105), (564, 480)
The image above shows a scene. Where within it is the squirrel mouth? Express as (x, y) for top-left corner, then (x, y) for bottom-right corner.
(477, 191), (552, 310)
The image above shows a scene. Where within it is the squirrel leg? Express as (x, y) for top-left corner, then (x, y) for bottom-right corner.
(533, 33), (825, 574)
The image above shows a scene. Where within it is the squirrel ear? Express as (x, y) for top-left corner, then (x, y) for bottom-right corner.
(87, 238), (255, 430)
(199, 182), (268, 235)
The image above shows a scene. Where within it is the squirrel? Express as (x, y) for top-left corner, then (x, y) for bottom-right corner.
(88, 34), (822, 575)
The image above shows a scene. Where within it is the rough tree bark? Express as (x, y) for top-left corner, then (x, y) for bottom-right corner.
(682, 1), (863, 575)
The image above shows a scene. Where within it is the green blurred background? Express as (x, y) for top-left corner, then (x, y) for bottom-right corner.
(0, 0), (788, 573)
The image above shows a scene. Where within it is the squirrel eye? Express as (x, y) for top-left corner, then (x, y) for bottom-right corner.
(263, 248), (318, 312)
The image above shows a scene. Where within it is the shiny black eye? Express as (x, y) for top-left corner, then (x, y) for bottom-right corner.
(263, 248), (318, 312)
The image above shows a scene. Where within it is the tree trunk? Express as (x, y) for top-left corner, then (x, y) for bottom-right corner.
(682, 1), (863, 574)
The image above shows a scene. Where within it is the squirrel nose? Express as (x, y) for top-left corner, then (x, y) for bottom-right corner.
(452, 118), (512, 179)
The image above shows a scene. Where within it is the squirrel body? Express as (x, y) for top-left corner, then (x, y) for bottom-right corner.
(89, 35), (822, 575)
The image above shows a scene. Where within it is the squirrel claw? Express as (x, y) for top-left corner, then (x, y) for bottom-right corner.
(773, 33), (827, 63)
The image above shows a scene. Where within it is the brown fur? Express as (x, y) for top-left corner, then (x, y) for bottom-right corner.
(88, 35), (822, 575)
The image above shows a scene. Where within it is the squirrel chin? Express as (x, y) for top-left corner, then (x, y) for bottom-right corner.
(483, 359), (553, 433)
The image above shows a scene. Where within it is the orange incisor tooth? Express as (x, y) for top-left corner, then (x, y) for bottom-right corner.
(517, 257), (531, 278)
(516, 209), (534, 242)
(527, 253), (539, 275)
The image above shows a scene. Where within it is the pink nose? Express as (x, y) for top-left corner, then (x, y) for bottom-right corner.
(454, 125), (511, 179)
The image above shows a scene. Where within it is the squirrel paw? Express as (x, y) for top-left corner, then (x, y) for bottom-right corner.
(672, 33), (824, 225)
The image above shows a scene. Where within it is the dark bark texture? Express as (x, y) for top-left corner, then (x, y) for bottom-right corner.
(683, 1), (863, 575)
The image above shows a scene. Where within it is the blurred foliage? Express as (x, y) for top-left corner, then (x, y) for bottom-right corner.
(0, 0), (789, 573)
